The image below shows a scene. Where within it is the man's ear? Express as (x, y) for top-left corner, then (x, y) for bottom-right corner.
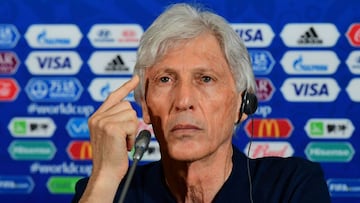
(238, 112), (248, 123)
(141, 99), (151, 124)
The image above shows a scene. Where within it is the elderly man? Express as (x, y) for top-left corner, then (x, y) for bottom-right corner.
(72, 3), (330, 203)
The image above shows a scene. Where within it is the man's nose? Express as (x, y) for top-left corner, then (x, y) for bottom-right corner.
(173, 80), (194, 111)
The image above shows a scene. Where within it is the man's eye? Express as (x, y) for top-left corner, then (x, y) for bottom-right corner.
(201, 76), (212, 83)
(160, 77), (170, 83)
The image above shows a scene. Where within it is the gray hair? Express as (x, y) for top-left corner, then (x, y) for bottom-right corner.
(133, 3), (256, 103)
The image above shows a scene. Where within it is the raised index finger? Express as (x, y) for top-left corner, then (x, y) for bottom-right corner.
(97, 75), (140, 113)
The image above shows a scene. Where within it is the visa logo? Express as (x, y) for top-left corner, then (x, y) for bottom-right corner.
(37, 56), (71, 69)
(230, 23), (274, 47)
(26, 51), (82, 75)
(235, 28), (263, 42)
(293, 83), (328, 96)
(281, 78), (340, 102)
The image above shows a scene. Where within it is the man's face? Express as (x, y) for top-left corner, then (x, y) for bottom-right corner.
(142, 33), (242, 161)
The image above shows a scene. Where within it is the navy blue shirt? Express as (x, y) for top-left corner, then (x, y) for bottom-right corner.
(72, 146), (331, 202)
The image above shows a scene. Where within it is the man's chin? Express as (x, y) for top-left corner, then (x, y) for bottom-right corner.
(166, 142), (206, 162)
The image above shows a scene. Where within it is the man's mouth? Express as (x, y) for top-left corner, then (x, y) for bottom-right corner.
(171, 124), (201, 132)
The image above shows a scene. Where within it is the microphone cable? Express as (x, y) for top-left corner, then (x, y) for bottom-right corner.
(246, 116), (254, 203)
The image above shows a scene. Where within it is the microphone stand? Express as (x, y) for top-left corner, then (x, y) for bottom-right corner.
(118, 158), (139, 203)
(118, 130), (151, 203)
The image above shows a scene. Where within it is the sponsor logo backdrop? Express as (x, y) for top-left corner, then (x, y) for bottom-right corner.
(0, 0), (359, 202)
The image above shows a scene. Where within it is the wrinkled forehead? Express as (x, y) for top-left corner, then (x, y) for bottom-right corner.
(149, 32), (228, 70)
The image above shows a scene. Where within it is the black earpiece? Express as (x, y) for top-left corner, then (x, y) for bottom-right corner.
(240, 91), (258, 115)
(240, 91), (257, 203)
(235, 91), (257, 124)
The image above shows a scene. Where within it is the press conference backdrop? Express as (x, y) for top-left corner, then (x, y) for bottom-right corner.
(0, 0), (359, 202)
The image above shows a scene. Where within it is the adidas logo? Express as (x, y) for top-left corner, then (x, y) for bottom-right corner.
(105, 55), (129, 71)
(297, 27), (323, 44)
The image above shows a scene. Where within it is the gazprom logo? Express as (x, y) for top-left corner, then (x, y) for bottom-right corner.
(281, 51), (339, 74)
(88, 77), (134, 102)
(25, 24), (82, 48)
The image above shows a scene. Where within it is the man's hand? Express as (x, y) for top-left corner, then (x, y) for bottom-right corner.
(80, 75), (140, 203)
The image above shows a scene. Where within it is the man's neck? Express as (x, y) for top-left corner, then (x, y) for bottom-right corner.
(161, 144), (233, 203)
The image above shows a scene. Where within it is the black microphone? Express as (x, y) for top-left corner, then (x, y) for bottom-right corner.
(133, 130), (151, 160)
(118, 130), (151, 203)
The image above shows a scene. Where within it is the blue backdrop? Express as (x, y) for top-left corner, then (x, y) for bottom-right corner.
(0, 0), (359, 202)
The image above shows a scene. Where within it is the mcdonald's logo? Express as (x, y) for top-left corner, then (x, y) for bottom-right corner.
(259, 119), (280, 137)
(244, 118), (293, 138)
(67, 141), (92, 160)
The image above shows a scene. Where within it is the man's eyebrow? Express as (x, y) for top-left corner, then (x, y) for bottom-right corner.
(149, 63), (226, 75)
(152, 66), (176, 73)
(148, 67), (177, 78)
